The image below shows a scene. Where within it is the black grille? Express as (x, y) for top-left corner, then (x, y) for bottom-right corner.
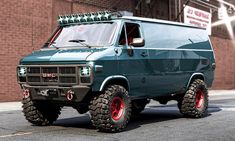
(42, 67), (57, 73)
(25, 66), (78, 85)
(60, 77), (76, 83)
(42, 77), (58, 82)
(28, 67), (40, 74)
(28, 76), (40, 82)
(60, 67), (76, 74)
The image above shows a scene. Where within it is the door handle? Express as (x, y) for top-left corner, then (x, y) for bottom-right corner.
(141, 52), (148, 57)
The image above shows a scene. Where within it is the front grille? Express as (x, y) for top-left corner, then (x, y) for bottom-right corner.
(24, 66), (79, 85)
(28, 67), (40, 74)
(59, 67), (76, 74)
(28, 76), (40, 82)
(42, 77), (58, 82)
(42, 67), (57, 73)
(18, 65), (93, 86)
(26, 66), (78, 85)
(60, 76), (76, 83)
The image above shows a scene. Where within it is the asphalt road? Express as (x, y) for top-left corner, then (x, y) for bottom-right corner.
(0, 92), (235, 141)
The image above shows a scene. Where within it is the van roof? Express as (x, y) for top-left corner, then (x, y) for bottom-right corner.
(119, 16), (205, 29)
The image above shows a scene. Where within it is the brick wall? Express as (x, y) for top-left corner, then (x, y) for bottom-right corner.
(0, 0), (53, 102)
(211, 37), (235, 89)
(0, 0), (234, 101)
(72, 0), (135, 11)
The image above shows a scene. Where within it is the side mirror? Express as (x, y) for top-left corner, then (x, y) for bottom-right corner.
(130, 38), (145, 47)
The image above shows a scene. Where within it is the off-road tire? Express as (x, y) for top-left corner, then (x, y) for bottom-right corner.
(22, 97), (61, 126)
(89, 85), (131, 132)
(131, 99), (149, 117)
(178, 79), (208, 118)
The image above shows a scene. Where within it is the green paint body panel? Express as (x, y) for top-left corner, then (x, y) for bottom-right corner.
(18, 16), (215, 101)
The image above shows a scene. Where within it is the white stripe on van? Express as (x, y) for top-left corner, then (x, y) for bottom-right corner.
(134, 48), (213, 52)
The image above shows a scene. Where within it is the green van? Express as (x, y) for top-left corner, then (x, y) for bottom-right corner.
(17, 11), (215, 132)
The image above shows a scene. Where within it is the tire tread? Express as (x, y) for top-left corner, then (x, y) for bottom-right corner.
(22, 98), (61, 126)
(89, 85), (131, 132)
(179, 79), (208, 118)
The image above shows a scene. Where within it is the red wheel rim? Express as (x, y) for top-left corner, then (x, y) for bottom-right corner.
(111, 97), (125, 121)
(196, 89), (204, 108)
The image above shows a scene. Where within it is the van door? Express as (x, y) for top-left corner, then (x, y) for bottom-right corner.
(117, 22), (148, 98)
(142, 22), (185, 96)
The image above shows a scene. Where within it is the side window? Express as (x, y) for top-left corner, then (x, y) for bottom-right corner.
(143, 22), (208, 49)
(119, 23), (141, 45)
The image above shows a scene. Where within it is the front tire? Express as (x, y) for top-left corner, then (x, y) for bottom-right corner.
(89, 85), (131, 132)
(22, 97), (61, 126)
(178, 79), (208, 118)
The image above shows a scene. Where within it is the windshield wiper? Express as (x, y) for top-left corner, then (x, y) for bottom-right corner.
(68, 39), (91, 48)
(49, 42), (59, 49)
(42, 42), (59, 49)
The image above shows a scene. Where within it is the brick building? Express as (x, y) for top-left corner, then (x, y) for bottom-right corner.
(0, 0), (234, 101)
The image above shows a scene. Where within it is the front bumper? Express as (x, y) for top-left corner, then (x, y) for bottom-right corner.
(22, 84), (90, 102)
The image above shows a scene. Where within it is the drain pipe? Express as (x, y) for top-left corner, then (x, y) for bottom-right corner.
(178, 0), (182, 22)
(175, 0), (178, 21)
(169, 0), (171, 20)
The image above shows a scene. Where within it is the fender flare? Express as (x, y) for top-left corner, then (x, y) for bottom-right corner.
(99, 75), (130, 92)
(186, 73), (205, 88)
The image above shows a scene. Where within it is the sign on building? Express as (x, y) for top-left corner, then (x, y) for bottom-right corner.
(184, 5), (212, 35)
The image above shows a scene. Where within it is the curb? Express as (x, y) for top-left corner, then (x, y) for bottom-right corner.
(0, 102), (22, 112)
(209, 90), (235, 96)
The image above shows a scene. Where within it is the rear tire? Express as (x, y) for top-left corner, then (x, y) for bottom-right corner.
(22, 97), (61, 126)
(89, 85), (131, 132)
(178, 79), (208, 118)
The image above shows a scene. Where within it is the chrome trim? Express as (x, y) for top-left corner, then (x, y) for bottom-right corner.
(22, 84), (89, 89)
(133, 48), (213, 52)
(99, 75), (130, 91)
(94, 65), (103, 72)
(121, 16), (204, 29)
(186, 73), (205, 88)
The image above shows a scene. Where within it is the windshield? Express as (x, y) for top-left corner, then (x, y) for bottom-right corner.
(50, 22), (117, 48)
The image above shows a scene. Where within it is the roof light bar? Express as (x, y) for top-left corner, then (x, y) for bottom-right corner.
(58, 11), (115, 26)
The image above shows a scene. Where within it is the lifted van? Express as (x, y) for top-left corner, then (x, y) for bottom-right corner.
(17, 11), (215, 132)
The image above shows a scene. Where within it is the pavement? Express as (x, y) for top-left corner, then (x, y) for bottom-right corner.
(0, 90), (234, 112)
(0, 90), (234, 141)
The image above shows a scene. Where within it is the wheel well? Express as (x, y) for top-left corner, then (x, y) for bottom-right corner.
(101, 78), (129, 92)
(188, 74), (204, 88)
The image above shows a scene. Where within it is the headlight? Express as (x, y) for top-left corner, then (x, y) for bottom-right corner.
(18, 67), (27, 76)
(80, 66), (91, 76)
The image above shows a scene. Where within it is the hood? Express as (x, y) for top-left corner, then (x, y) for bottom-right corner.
(20, 48), (106, 64)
